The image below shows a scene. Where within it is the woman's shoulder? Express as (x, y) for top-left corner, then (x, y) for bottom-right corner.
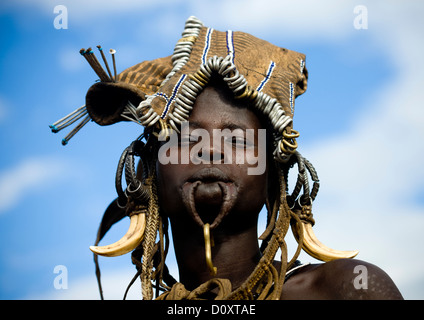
(280, 258), (403, 300)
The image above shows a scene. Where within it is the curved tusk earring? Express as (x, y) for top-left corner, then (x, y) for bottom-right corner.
(91, 138), (152, 258)
(291, 210), (359, 262)
(90, 212), (146, 257)
(299, 222), (359, 262)
(285, 151), (358, 262)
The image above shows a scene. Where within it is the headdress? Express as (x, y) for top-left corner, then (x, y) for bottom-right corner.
(51, 16), (358, 300)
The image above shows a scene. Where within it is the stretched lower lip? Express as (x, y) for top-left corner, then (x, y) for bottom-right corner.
(182, 180), (237, 229)
(194, 181), (222, 205)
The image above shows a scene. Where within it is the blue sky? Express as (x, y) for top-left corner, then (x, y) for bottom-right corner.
(0, 0), (423, 299)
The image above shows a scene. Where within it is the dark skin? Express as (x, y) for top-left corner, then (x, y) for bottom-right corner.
(156, 83), (403, 300)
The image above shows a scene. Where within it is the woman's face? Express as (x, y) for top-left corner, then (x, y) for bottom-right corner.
(156, 84), (269, 235)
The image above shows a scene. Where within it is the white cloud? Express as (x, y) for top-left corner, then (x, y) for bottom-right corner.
(0, 156), (69, 214)
(192, 0), (355, 40)
(7, 0), (364, 41)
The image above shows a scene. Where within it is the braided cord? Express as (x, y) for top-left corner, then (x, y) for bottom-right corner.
(140, 175), (160, 300)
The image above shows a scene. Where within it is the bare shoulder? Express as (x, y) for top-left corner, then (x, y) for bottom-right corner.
(280, 259), (403, 300)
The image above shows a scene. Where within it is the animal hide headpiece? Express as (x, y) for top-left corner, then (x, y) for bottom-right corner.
(51, 16), (307, 162)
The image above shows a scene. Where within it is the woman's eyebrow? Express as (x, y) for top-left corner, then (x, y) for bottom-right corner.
(187, 121), (203, 129)
(188, 120), (250, 131)
(221, 123), (249, 131)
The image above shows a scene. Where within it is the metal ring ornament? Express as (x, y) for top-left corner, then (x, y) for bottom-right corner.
(283, 129), (300, 139)
(279, 138), (298, 155)
(114, 140), (151, 205)
(284, 151), (320, 210)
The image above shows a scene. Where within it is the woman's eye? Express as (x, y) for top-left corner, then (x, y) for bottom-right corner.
(224, 136), (254, 148)
(180, 135), (200, 146)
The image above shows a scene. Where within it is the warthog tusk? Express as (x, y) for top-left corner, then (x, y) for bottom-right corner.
(298, 222), (359, 262)
(90, 213), (146, 257)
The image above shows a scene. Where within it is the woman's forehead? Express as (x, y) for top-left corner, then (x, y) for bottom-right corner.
(189, 85), (264, 130)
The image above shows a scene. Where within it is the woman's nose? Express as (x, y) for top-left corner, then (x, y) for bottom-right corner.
(195, 139), (226, 163)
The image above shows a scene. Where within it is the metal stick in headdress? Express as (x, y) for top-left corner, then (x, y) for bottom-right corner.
(49, 47), (123, 144)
